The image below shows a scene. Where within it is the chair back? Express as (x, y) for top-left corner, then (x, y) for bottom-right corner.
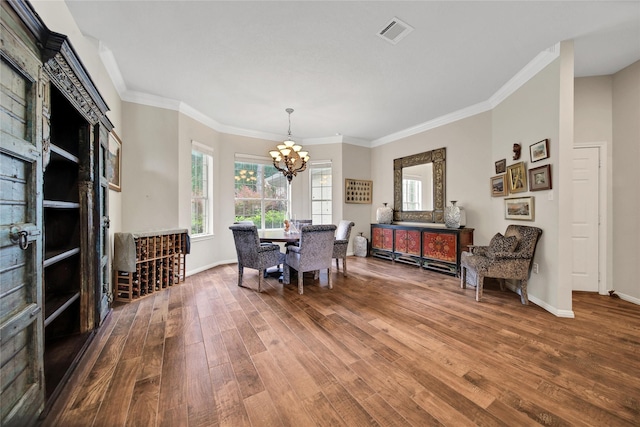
(335, 220), (355, 241)
(297, 224), (337, 270)
(229, 224), (261, 266)
(504, 225), (542, 258)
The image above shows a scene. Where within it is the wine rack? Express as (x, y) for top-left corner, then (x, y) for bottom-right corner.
(113, 229), (188, 302)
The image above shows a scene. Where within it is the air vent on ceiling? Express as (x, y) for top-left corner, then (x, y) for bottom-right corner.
(377, 17), (414, 45)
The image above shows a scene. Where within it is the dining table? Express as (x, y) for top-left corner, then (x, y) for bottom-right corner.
(258, 229), (300, 244)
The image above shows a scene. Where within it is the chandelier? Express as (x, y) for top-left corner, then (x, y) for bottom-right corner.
(269, 108), (309, 183)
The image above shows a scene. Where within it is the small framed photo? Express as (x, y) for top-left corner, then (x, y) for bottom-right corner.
(529, 139), (549, 162)
(108, 131), (122, 192)
(494, 159), (506, 174)
(505, 197), (535, 221)
(490, 174), (507, 197)
(529, 164), (552, 191)
(506, 162), (527, 194)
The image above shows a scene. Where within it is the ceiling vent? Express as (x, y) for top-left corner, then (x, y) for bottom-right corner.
(377, 17), (414, 45)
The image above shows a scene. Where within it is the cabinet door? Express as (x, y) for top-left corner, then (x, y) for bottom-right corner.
(96, 125), (110, 323)
(0, 56), (45, 426)
(422, 232), (457, 262)
(395, 229), (420, 255)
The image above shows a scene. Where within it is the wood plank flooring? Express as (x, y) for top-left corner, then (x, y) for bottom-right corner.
(41, 257), (640, 426)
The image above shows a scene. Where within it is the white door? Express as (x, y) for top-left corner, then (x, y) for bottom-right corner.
(571, 147), (599, 291)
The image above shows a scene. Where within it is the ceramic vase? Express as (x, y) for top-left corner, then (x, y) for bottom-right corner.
(376, 203), (393, 224)
(354, 233), (368, 257)
(445, 200), (466, 229)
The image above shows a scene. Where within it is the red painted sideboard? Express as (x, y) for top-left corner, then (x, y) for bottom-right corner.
(370, 223), (474, 275)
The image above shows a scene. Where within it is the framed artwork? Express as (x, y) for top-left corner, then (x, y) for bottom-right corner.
(345, 178), (372, 204)
(529, 139), (549, 162)
(495, 159), (506, 174)
(529, 164), (552, 191)
(490, 174), (507, 197)
(505, 197), (535, 221)
(506, 162), (527, 194)
(108, 131), (122, 191)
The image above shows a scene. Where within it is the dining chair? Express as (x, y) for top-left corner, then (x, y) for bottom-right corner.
(283, 224), (337, 294)
(332, 220), (355, 276)
(229, 224), (285, 292)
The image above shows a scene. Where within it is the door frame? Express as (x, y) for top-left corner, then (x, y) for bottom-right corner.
(573, 141), (609, 295)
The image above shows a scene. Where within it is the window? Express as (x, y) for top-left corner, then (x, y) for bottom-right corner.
(310, 161), (332, 225)
(191, 142), (214, 236)
(234, 156), (288, 229)
(402, 177), (422, 211)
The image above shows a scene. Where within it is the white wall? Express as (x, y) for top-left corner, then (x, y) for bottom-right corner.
(371, 112), (494, 244)
(612, 61), (640, 302)
(573, 61), (640, 304)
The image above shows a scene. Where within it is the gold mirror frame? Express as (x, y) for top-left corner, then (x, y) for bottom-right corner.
(393, 147), (446, 223)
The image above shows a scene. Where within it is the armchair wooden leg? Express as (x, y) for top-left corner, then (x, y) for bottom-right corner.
(520, 279), (529, 305)
(238, 265), (244, 287)
(476, 275), (484, 302)
(335, 258), (339, 271)
(328, 268), (333, 289)
(298, 274), (304, 295)
(257, 269), (263, 292)
(461, 266), (467, 289)
(342, 257), (347, 276)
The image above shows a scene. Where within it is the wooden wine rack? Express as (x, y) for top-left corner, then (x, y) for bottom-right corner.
(113, 229), (188, 302)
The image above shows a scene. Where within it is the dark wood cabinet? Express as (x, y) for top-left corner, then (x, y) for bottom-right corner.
(1, 1), (112, 423)
(371, 224), (474, 275)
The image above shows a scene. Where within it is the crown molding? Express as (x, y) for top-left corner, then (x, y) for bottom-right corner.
(100, 40), (560, 148)
(488, 43), (560, 108)
(370, 101), (493, 147)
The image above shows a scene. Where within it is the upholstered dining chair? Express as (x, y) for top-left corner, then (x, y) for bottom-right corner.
(283, 224), (337, 294)
(332, 220), (355, 276)
(460, 224), (542, 304)
(229, 224), (285, 292)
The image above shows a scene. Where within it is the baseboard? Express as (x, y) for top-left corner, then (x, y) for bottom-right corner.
(615, 292), (640, 305)
(186, 259), (235, 277)
(505, 282), (575, 318)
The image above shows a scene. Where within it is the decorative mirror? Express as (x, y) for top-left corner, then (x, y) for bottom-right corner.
(393, 147), (446, 223)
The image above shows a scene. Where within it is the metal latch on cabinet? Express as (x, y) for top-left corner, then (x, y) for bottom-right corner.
(9, 224), (41, 250)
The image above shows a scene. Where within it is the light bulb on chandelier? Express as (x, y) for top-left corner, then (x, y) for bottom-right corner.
(269, 108), (310, 183)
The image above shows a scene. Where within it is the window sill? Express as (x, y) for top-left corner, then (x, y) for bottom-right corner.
(191, 233), (215, 243)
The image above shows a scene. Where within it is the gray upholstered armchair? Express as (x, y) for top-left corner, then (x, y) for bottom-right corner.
(332, 220), (355, 276)
(460, 224), (542, 304)
(229, 224), (285, 292)
(284, 224), (337, 294)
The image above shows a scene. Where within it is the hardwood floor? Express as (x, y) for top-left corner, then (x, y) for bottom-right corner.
(42, 257), (640, 426)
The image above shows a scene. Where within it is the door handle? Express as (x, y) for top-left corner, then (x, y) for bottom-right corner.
(9, 224), (41, 250)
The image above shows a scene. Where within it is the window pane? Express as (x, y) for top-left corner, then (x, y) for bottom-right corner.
(191, 198), (205, 234)
(192, 148), (213, 236)
(234, 160), (289, 229)
(235, 199), (262, 225)
(234, 162), (260, 198)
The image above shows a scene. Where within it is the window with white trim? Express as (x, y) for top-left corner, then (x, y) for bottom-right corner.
(191, 142), (214, 236)
(234, 155), (288, 229)
(310, 161), (332, 225)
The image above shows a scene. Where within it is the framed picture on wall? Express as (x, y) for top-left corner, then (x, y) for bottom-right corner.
(529, 164), (552, 191)
(506, 162), (527, 194)
(108, 131), (122, 192)
(529, 139), (549, 162)
(490, 174), (507, 197)
(495, 159), (506, 174)
(505, 196), (535, 221)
